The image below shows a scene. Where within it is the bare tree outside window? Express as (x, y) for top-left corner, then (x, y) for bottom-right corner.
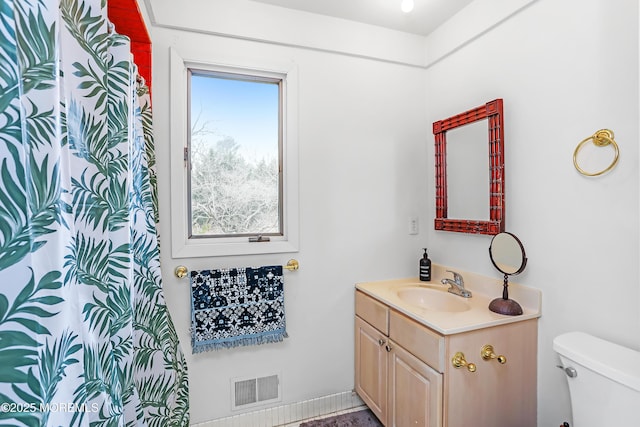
(188, 70), (282, 238)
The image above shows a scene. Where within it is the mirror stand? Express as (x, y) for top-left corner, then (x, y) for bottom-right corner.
(488, 232), (527, 316)
(488, 274), (523, 316)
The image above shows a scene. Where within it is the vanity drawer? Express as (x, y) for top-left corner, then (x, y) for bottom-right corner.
(389, 310), (445, 372)
(355, 290), (389, 335)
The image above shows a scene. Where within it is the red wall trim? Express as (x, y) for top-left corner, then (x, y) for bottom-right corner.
(107, 0), (152, 96)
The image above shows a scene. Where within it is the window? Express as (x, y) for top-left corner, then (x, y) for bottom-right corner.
(188, 70), (282, 238)
(170, 49), (298, 257)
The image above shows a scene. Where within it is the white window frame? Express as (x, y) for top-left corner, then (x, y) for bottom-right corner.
(170, 48), (299, 258)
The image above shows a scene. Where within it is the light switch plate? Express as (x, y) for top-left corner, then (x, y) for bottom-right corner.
(409, 217), (419, 235)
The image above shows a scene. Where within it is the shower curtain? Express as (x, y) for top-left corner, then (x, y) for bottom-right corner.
(0, 0), (189, 425)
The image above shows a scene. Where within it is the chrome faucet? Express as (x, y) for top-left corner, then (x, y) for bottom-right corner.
(441, 270), (472, 298)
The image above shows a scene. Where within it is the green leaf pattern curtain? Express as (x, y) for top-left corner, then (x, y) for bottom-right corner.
(0, 0), (189, 425)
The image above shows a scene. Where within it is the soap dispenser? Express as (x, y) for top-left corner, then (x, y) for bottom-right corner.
(419, 248), (431, 281)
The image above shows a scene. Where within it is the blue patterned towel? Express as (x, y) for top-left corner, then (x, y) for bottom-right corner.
(190, 266), (288, 353)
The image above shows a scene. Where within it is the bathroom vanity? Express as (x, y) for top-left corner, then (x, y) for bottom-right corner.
(354, 265), (540, 427)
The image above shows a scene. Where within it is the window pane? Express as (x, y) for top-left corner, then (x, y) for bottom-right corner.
(189, 71), (282, 237)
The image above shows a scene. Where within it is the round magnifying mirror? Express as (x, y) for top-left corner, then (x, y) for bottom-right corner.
(488, 232), (527, 316)
(489, 232), (527, 276)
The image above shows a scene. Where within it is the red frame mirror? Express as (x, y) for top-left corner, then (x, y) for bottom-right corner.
(433, 99), (505, 235)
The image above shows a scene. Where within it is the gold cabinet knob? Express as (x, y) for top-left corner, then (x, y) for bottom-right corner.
(481, 344), (507, 364)
(451, 352), (476, 373)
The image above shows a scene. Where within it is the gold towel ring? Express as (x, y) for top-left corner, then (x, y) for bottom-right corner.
(573, 129), (619, 176)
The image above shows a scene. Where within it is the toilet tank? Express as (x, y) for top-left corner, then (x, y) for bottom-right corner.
(553, 332), (640, 426)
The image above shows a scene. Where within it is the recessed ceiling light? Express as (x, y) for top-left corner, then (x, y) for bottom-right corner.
(401, 0), (414, 13)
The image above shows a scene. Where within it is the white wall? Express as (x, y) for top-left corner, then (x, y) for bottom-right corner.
(148, 8), (427, 424)
(144, 0), (427, 66)
(424, 0), (639, 425)
(144, 0), (639, 425)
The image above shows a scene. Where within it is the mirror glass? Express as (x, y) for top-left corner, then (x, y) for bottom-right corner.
(433, 99), (505, 235)
(489, 232), (527, 276)
(447, 120), (490, 220)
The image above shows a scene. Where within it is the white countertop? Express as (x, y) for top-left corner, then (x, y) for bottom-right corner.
(355, 263), (542, 335)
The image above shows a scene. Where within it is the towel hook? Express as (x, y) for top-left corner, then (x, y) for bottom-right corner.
(573, 129), (619, 176)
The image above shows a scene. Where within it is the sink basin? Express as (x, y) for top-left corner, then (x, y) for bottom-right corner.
(396, 286), (471, 312)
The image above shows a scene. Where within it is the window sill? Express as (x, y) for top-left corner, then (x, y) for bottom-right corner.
(171, 237), (298, 258)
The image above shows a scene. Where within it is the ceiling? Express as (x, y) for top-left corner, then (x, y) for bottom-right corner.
(249, 0), (475, 36)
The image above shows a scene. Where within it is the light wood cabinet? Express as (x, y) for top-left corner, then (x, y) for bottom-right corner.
(444, 320), (537, 427)
(355, 316), (388, 423)
(355, 290), (537, 427)
(388, 339), (443, 427)
(355, 316), (443, 427)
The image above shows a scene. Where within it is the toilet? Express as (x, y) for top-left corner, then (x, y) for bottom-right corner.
(553, 331), (640, 426)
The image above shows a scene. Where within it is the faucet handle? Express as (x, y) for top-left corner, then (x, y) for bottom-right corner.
(446, 270), (463, 283)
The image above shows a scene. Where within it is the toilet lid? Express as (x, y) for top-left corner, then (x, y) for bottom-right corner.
(553, 331), (640, 392)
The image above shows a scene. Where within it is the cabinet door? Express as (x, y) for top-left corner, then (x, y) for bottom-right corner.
(388, 341), (443, 427)
(355, 316), (388, 425)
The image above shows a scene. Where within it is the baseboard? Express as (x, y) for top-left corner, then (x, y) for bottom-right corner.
(193, 390), (365, 427)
